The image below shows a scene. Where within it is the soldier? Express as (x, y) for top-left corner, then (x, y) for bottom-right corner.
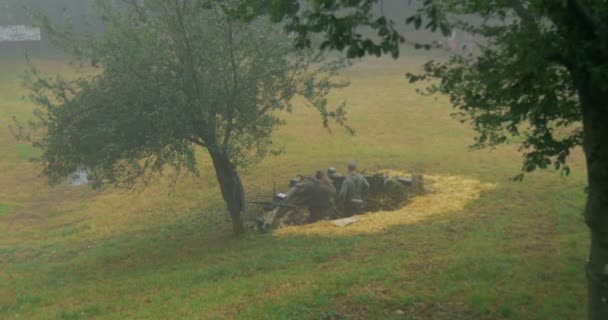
(307, 170), (337, 222)
(257, 170), (337, 232)
(339, 160), (370, 217)
(327, 167), (340, 179)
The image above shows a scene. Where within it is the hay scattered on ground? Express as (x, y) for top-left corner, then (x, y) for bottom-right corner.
(275, 173), (496, 237)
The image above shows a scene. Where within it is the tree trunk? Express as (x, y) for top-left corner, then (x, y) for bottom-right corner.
(579, 78), (608, 320)
(209, 150), (246, 235)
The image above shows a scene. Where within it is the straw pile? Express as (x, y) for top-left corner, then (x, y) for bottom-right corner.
(275, 173), (496, 237)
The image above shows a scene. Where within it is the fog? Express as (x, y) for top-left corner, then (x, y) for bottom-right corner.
(1, 0), (98, 57)
(0, 0), (448, 59)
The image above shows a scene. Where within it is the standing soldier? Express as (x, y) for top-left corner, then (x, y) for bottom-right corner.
(339, 160), (370, 217)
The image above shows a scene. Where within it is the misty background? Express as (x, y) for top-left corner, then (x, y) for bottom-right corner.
(1, 0), (454, 60)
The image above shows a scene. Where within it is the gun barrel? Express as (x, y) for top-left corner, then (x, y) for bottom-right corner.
(248, 201), (297, 208)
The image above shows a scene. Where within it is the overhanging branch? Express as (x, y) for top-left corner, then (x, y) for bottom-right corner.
(188, 136), (207, 148)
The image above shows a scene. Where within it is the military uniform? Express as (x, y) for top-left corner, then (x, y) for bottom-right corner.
(259, 177), (336, 231)
(339, 172), (370, 216)
(306, 180), (337, 222)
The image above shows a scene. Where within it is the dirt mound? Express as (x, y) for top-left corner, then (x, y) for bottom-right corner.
(275, 174), (496, 237)
(363, 172), (423, 212)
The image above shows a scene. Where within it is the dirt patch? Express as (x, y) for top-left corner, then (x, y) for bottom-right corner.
(275, 173), (496, 237)
(357, 172), (424, 213)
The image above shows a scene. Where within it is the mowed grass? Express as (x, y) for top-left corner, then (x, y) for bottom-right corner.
(0, 56), (588, 319)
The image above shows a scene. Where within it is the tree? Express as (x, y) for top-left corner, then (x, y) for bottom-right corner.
(240, 0), (608, 318)
(20, 0), (349, 235)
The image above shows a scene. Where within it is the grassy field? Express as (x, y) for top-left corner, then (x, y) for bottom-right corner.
(0, 56), (588, 319)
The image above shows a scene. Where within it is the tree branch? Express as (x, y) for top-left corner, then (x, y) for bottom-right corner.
(223, 18), (239, 152)
(188, 136), (207, 148)
(127, 0), (146, 23)
(511, 1), (575, 71)
(171, 0), (214, 142)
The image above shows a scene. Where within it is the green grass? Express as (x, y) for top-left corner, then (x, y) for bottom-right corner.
(14, 144), (34, 160)
(0, 57), (588, 319)
(0, 203), (10, 216)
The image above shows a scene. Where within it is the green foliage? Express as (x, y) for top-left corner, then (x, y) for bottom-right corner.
(21, 0), (349, 189)
(233, 0), (407, 58)
(404, 0), (608, 178)
(252, 0), (608, 178)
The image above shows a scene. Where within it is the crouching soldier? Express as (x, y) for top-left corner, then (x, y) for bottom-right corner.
(257, 170), (337, 232)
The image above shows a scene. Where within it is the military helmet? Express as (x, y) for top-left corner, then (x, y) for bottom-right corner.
(327, 167), (337, 176)
(347, 160), (357, 172)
